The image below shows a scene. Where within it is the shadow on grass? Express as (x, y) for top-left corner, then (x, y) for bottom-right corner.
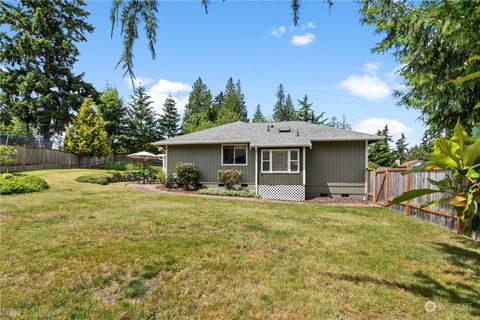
(323, 270), (480, 317)
(433, 240), (480, 281)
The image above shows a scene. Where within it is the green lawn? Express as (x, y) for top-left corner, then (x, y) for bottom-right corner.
(1, 169), (479, 319)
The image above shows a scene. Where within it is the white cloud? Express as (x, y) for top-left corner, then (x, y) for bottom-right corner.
(271, 26), (286, 38)
(290, 33), (315, 46)
(145, 79), (191, 114)
(125, 76), (154, 89)
(355, 118), (413, 142)
(301, 22), (316, 31)
(339, 74), (391, 101)
(363, 62), (381, 74)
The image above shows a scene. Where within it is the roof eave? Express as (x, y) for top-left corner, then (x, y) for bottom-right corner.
(152, 140), (251, 146)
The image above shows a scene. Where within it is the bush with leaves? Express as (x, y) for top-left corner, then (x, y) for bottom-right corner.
(0, 173), (49, 195)
(392, 122), (480, 235)
(197, 188), (256, 198)
(105, 160), (130, 171)
(174, 163), (200, 190)
(163, 174), (177, 189)
(75, 174), (110, 185)
(218, 169), (242, 190)
(0, 145), (17, 169)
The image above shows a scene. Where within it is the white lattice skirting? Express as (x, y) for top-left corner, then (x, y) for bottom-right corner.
(258, 185), (305, 202)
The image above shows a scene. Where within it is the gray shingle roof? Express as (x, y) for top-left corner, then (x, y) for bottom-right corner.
(152, 121), (383, 147)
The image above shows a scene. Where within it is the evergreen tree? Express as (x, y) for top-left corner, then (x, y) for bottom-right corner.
(0, 117), (32, 136)
(406, 145), (429, 161)
(64, 97), (110, 157)
(122, 86), (161, 153)
(394, 133), (409, 165)
(368, 125), (394, 167)
(211, 91), (224, 122)
(0, 0), (96, 139)
(97, 87), (126, 153)
(160, 94), (180, 138)
(182, 77), (213, 133)
(328, 115), (352, 130)
(284, 94), (296, 121)
(272, 84), (296, 121)
(296, 95), (328, 124)
(217, 78), (248, 125)
(252, 104), (267, 123)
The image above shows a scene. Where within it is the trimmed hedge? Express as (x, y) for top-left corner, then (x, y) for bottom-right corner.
(197, 188), (257, 198)
(174, 163), (200, 190)
(75, 174), (110, 185)
(0, 173), (49, 195)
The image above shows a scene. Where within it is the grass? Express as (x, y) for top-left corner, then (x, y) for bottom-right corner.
(0, 169), (479, 319)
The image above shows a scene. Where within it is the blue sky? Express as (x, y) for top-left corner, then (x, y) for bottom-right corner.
(75, 0), (426, 145)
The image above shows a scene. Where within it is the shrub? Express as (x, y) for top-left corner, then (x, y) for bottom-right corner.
(106, 170), (131, 182)
(218, 169), (242, 190)
(174, 163), (200, 190)
(197, 188), (257, 198)
(0, 173), (49, 195)
(104, 160), (129, 171)
(155, 170), (166, 184)
(0, 145), (17, 168)
(75, 174), (110, 185)
(164, 174), (177, 188)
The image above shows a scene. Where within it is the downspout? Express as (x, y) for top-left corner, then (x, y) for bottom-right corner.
(164, 145), (168, 175)
(255, 147), (258, 195)
(364, 140), (368, 200)
(303, 146), (306, 186)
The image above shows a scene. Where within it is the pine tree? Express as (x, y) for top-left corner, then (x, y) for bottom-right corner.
(296, 95), (328, 124)
(394, 133), (409, 165)
(64, 97), (111, 157)
(122, 86), (162, 153)
(368, 125), (394, 167)
(182, 77), (213, 133)
(272, 84), (296, 121)
(97, 87), (126, 153)
(406, 145), (429, 161)
(284, 94), (296, 121)
(217, 78), (248, 125)
(328, 115), (352, 130)
(160, 94), (180, 138)
(252, 104), (267, 123)
(0, 0), (96, 139)
(211, 91), (224, 122)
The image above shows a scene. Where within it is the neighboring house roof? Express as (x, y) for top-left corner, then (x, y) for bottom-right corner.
(152, 121), (383, 147)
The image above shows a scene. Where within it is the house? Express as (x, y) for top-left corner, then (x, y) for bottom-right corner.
(153, 121), (382, 201)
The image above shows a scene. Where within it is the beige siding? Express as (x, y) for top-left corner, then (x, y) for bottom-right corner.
(305, 141), (366, 198)
(167, 144), (255, 185)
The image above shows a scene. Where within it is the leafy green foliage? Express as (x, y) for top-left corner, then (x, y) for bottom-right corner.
(64, 97), (111, 157)
(75, 174), (110, 185)
(0, 0), (96, 139)
(174, 163), (200, 190)
(252, 104), (267, 123)
(359, 0), (480, 135)
(104, 161), (130, 171)
(0, 117), (32, 136)
(122, 86), (162, 153)
(392, 122), (480, 234)
(406, 145), (429, 161)
(0, 145), (17, 167)
(97, 87), (126, 153)
(218, 169), (243, 190)
(0, 173), (49, 195)
(160, 94), (180, 138)
(368, 125), (394, 167)
(197, 188), (257, 198)
(163, 174), (177, 189)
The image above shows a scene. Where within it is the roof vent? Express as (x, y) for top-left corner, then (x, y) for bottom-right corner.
(278, 127), (291, 133)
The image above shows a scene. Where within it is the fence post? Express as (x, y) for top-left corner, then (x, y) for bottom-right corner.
(405, 170), (411, 216)
(385, 169), (390, 205)
(42, 146), (46, 169)
(22, 145), (27, 171)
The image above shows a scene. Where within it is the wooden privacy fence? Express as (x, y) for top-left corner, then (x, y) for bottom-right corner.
(367, 167), (462, 234)
(0, 145), (128, 173)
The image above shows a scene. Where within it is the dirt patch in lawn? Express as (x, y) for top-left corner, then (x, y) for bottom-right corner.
(126, 183), (375, 206)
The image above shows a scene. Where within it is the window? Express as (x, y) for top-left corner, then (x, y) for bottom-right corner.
(222, 145), (247, 165)
(261, 149), (300, 173)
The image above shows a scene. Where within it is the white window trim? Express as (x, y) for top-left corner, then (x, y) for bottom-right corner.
(261, 149), (300, 174)
(221, 144), (248, 166)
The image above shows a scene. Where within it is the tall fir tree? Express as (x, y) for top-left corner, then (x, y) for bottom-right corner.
(182, 77), (213, 133)
(252, 104), (267, 123)
(328, 115), (352, 130)
(97, 86), (126, 153)
(122, 86), (161, 153)
(0, 0), (96, 139)
(64, 97), (111, 157)
(217, 78), (248, 125)
(368, 125), (394, 167)
(211, 91), (224, 122)
(296, 95), (328, 124)
(272, 84), (296, 121)
(394, 133), (409, 165)
(406, 145), (429, 161)
(160, 94), (180, 138)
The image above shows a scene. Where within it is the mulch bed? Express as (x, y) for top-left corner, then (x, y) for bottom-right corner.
(126, 183), (376, 206)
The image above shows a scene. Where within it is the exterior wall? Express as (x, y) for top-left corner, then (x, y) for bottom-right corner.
(166, 144), (255, 186)
(305, 141), (366, 198)
(257, 147), (304, 185)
